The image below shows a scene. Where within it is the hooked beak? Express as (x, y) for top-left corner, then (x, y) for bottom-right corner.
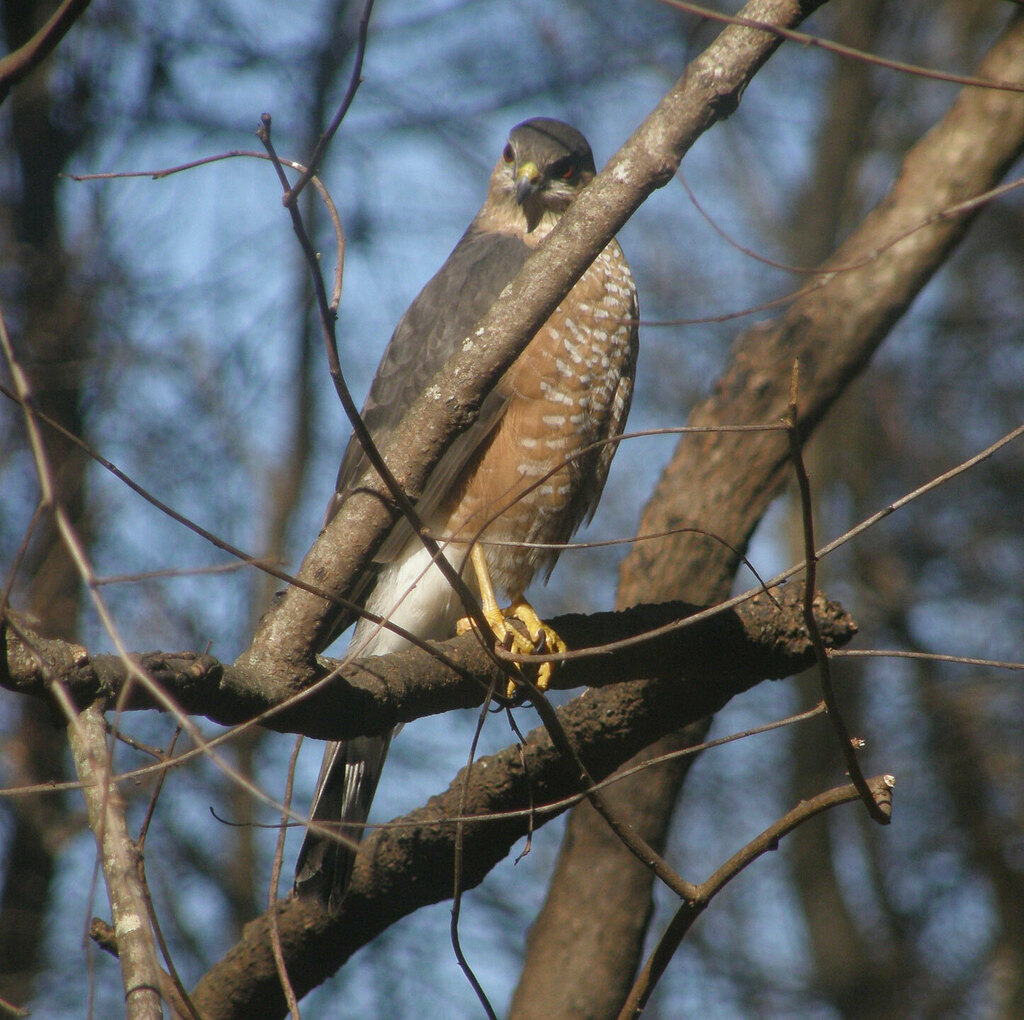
(514, 161), (542, 205)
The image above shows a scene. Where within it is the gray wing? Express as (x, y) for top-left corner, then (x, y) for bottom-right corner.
(300, 225), (537, 909)
(326, 224), (532, 549)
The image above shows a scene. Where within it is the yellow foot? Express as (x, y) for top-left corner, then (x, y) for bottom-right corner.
(456, 546), (567, 697)
(505, 598), (566, 692)
(457, 600), (566, 697)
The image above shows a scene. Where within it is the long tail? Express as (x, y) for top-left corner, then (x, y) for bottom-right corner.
(293, 731), (393, 912)
(293, 535), (465, 911)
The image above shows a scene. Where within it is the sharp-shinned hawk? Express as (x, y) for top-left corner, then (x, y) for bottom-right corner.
(295, 118), (639, 911)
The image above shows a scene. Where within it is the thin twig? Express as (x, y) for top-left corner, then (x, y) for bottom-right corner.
(523, 676), (700, 901)
(617, 774), (895, 1018)
(256, 114), (515, 676)
(269, 738), (304, 1020)
(678, 171), (1024, 279)
(0, 0), (91, 103)
(510, 420), (1024, 665)
(660, 0), (1024, 94)
(134, 729), (205, 1020)
(0, 499), (45, 615)
(832, 648), (1023, 670)
(0, 379), (477, 672)
(0, 992), (29, 1019)
(287, 0), (376, 203)
(0, 690), (829, 833)
(1, 303), (367, 879)
(136, 728), (179, 849)
(70, 149), (348, 324)
(435, 426), (782, 641)
(505, 709), (536, 865)
(0, 378), (781, 577)
(645, 174), (1024, 327)
(786, 362), (889, 824)
(450, 683), (500, 1020)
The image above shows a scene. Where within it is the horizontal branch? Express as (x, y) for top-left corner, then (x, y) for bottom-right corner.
(188, 589), (853, 1018)
(0, 588), (855, 742)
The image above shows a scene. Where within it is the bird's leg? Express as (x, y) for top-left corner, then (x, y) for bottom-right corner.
(456, 545), (566, 696)
(503, 596), (568, 691)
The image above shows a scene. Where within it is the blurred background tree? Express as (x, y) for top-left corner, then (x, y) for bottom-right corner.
(1, 0), (1022, 1017)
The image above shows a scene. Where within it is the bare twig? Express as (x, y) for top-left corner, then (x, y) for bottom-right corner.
(786, 364), (889, 823)
(287, 0), (377, 203)
(617, 774), (895, 1018)
(0, 379), (477, 671)
(660, 0), (1024, 94)
(450, 684), (500, 1020)
(508, 420), (1024, 667)
(833, 649), (1024, 670)
(243, 0), (835, 675)
(0, 302), (369, 878)
(0, 499), (45, 615)
(0, 992), (29, 1019)
(0, 377), (781, 598)
(521, 674), (700, 901)
(136, 728), (179, 849)
(268, 739), (303, 1020)
(675, 171), (1024, 281)
(70, 150), (348, 317)
(255, 113), (515, 675)
(646, 173), (1024, 327)
(135, 730), (205, 1020)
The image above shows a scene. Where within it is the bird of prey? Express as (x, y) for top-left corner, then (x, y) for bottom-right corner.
(294, 117), (639, 912)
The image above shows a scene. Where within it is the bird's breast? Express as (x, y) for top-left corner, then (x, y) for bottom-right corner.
(437, 240), (638, 598)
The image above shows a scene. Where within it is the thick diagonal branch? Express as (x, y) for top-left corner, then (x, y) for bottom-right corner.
(241, 0), (830, 678)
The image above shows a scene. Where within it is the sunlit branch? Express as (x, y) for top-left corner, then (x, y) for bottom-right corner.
(660, 0), (1024, 94)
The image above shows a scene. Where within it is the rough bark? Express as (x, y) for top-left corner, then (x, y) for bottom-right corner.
(66, 705), (164, 1020)
(2, 592), (844, 738)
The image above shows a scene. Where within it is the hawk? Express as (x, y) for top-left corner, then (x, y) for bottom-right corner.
(295, 118), (639, 911)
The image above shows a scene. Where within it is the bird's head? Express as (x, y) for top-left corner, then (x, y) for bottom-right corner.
(490, 118), (596, 234)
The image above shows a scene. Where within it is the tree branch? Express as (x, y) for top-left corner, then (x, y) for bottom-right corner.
(618, 774), (896, 1018)
(519, 10), (1024, 1016)
(1, 589), (855, 742)
(66, 705), (163, 1020)
(188, 592), (853, 1020)
(0, 0), (91, 105)
(240, 0), (830, 677)
(623, 4), (1024, 603)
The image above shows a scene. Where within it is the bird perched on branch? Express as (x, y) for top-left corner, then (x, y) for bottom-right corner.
(294, 117), (639, 912)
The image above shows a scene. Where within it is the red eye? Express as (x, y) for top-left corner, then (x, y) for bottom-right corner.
(552, 157), (577, 180)
(502, 143), (514, 163)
